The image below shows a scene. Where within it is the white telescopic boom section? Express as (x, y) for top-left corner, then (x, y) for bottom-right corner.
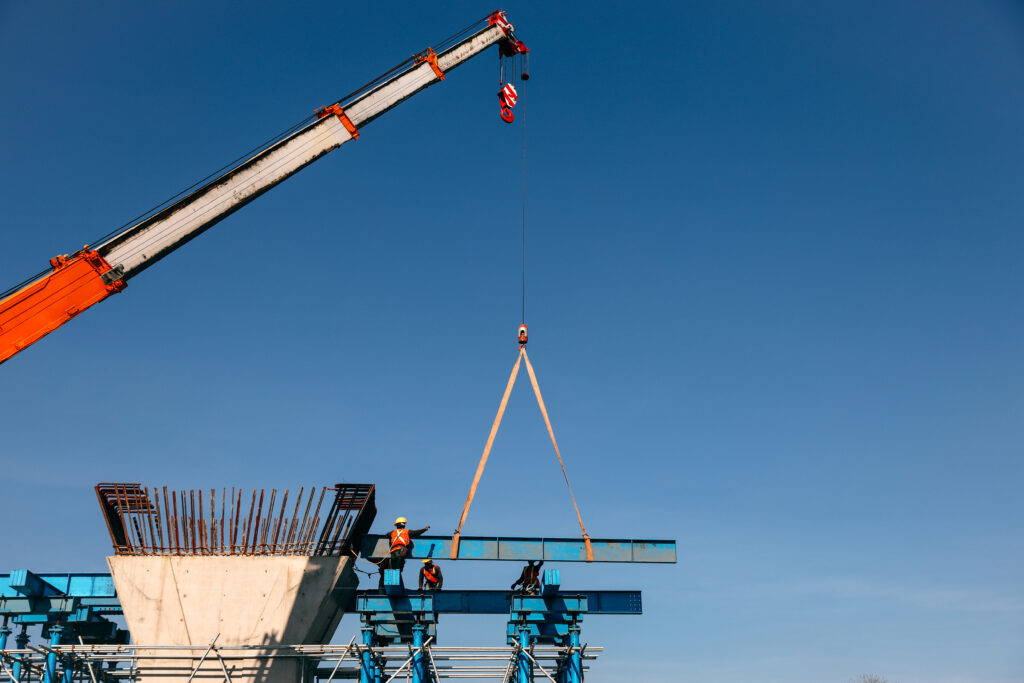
(97, 22), (507, 278)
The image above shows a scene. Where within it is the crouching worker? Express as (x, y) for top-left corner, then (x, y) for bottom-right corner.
(510, 560), (544, 595)
(419, 559), (443, 591)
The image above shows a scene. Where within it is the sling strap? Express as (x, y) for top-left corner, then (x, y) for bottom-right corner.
(450, 346), (593, 561)
(450, 347), (524, 559)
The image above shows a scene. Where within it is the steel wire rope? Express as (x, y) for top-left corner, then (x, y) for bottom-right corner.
(521, 67), (527, 325)
(89, 115), (317, 251)
(0, 266), (54, 305)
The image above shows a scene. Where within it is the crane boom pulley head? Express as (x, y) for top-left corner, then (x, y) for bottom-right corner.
(490, 10), (529, 122)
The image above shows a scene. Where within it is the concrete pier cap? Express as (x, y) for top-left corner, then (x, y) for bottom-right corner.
(97, 483), (376, 682)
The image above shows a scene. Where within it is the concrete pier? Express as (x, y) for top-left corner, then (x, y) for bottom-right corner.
(108, 555), (357, 682)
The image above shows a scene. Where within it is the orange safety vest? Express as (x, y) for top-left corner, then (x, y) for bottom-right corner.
(389, 528), (410, 551)
(523, 566), (540, 587)
(423, 565), (439, 583)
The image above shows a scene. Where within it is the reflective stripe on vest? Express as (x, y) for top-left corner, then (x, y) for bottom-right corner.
(423, 566), (439, 583)
(390, 528), (410, 550)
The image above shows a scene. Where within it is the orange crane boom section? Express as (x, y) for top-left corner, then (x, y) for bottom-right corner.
(0, 250), (126, 364)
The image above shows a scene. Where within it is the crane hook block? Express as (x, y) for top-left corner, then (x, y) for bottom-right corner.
(518, 324), (528, 346)
(498, 83), (518, 123)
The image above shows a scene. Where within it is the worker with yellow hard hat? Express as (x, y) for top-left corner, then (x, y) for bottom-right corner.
(378, 516), (431, 589)
(419, 558), (443, 591)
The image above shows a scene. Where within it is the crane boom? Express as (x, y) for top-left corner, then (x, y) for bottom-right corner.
(0, 12), (527, 365)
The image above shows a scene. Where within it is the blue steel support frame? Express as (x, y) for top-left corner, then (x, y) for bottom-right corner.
(507, 570), (595, 682)
(12, 626), (28, 682)
(411, 624), (426, 683)
(44, 623), (61, 683)
(1, 565), (646, 681)
(1, 570), (126, 649)
(1, 570), (120, 617)
(360, 535), (676, 563)
(62, 652), (74, 683)
(567, 626), (582, 683)
(354, 568), (641, 682)
(516, 624), (531, 683)
(360, 626), (374, 683)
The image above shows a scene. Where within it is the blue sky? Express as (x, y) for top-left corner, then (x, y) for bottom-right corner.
(1, 2), (1023, 681)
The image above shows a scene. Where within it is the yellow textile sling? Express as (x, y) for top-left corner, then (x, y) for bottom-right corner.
(450, 347), (594, 561)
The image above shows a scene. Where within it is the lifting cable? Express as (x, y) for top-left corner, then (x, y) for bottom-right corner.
(450, 347), (594, 562)
(450, 43), (592, 561)
(521, 70), (527, 324)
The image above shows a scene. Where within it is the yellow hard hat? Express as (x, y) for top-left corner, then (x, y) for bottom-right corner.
(422, 558), (433, 564)
(394, 517), (407, 525)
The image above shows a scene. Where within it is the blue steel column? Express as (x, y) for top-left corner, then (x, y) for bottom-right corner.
(516, 623), (531, 683)
(44, 624), (63, 683)
(360, 626), (374, 683)
(62, 652), (74, 683)
(12, 627), (29, 682)
(0, 619), (9, 682)
(411, 624), (426, 683)
(567, 625), (582, 683)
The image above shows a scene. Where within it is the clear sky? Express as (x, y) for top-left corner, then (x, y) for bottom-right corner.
(1, 2), (1022, 682)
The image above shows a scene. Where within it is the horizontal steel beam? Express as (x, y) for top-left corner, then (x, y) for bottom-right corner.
(1, 572), (116, 598)
(359, 535), (676, 563)
(0, 596), (79, 615)
(0, 572), (121, 617)
(354, 590), (642, 615)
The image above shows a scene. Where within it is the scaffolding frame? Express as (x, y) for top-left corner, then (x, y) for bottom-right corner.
(0, 643), (602, 681)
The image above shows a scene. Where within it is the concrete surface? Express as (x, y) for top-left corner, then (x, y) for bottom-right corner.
(108, 555), (357, 682)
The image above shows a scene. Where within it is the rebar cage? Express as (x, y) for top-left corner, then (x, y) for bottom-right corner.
(95, 483), (375, 556)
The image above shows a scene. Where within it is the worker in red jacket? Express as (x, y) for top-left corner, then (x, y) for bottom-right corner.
(418, 559), (444, 591)
(378, 517), (430, 589)
(510, 560), (544, 595)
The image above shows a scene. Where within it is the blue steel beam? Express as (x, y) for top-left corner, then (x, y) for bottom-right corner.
(354, 590), (641, 615)
(9, 570), (63, 597)
(0, 572), (121, 617)
(0, 573), (117, 600)
(1, 597), (79, 616)
(359, 535), (676, 563)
